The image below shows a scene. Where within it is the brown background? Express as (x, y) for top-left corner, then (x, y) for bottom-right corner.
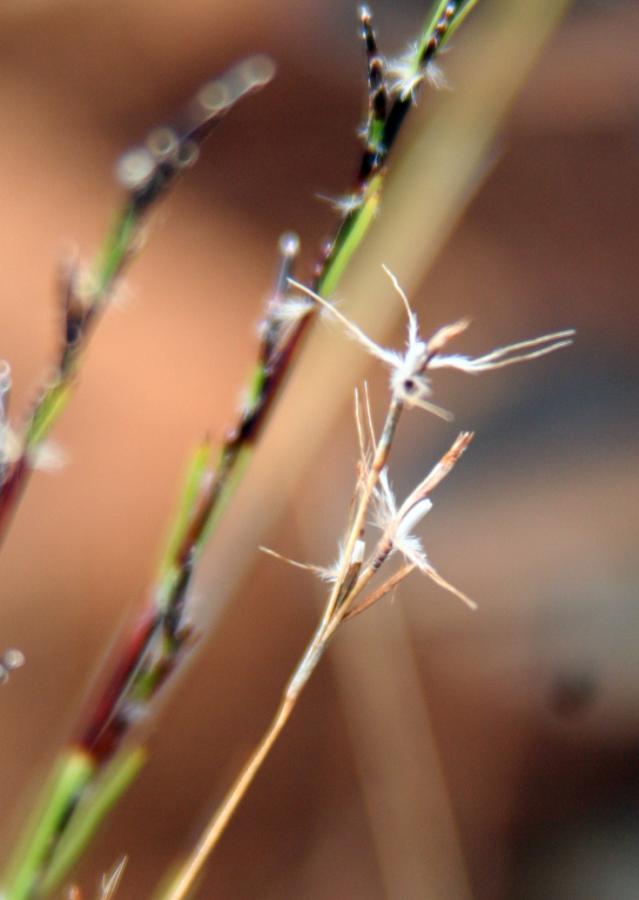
(0, 1), (638, 898)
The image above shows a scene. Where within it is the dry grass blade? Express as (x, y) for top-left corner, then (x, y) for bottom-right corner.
(423, 565), (478, 611)
(344, 562), (417, 621)
(399, 431), (474, 510)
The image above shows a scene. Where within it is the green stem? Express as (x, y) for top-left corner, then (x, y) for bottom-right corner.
(37, 747), (147, 897)
(2, 749), (95, 900)
(4, 5), (483, 895)
(316, 173), (383, 297)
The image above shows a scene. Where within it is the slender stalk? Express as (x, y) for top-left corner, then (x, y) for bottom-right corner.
(1, 750), (95, 900)
(343, 562), (417, 621)
(156, 1), (577, 894)
(3, 4), (483, 896)
(160, 695), (295, 900)
(0, 59), (274, 900)
(82, 0), (477, 765)
(157, 418), (485, 899)
(151, 0), (481, 576)
(0, 56), (273, 549)
(159, 610), (335, 900)
(320, 397), (403, 627)
(159, 398), (405, 900)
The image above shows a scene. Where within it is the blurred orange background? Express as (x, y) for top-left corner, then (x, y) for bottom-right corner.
(0, 1), (638, 898)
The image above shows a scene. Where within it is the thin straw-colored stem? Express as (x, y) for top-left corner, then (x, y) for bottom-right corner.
(161, 695), (294, 900)
(152, 396), (403, 900)
(320, 397), (403, 627)
(161, 593), (343, 900)
(159, 2), (576, 896)
(160, 395), (405, 899)
(5, 7), (484, 895)
(344, 563), (417, 621)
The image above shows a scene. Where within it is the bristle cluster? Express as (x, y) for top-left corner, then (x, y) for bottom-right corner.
(288, 268), (574, 419)
(263, 264), (574, 619)
(316, 3), (474, 283)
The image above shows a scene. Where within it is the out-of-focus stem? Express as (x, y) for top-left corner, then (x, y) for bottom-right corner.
(0, 57), (272, 550)
(34, 9), (471, 878)
(1, 750), (95, 900)
(158, 0), (480, 579)
(0, 59), (274, 900)
(4, 4), (483, 895)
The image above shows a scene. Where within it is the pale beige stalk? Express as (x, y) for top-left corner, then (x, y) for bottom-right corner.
(161, 398), (406, 900)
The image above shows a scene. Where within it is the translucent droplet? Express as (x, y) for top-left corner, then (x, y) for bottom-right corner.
(0, 647), (25, 682)
(279, 232), (300, 257)
(196, 80), (231, 116)
(115, 147), (156, 192)
(146, 127), (178, 163)
(224, 55), (274, 104)
(3, 648), (25, 670)
(177, 140), (199, 170)
(235, 55), (276, 90)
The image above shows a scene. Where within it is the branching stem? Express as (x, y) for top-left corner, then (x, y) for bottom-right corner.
(160, 398), (404, 900)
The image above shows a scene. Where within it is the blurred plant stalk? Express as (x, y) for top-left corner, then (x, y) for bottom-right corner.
(156, 413), (472, 900)
(0, 56), (278, 900)
(158, 0), (575, 897)
(190, 0), (574, 611)
(0, 56), (274, 545)
(1, 0), (573, 896)
(320, 2), (575, 898)
(156, 1), (574, 897)
(2, 5), (482, 896)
